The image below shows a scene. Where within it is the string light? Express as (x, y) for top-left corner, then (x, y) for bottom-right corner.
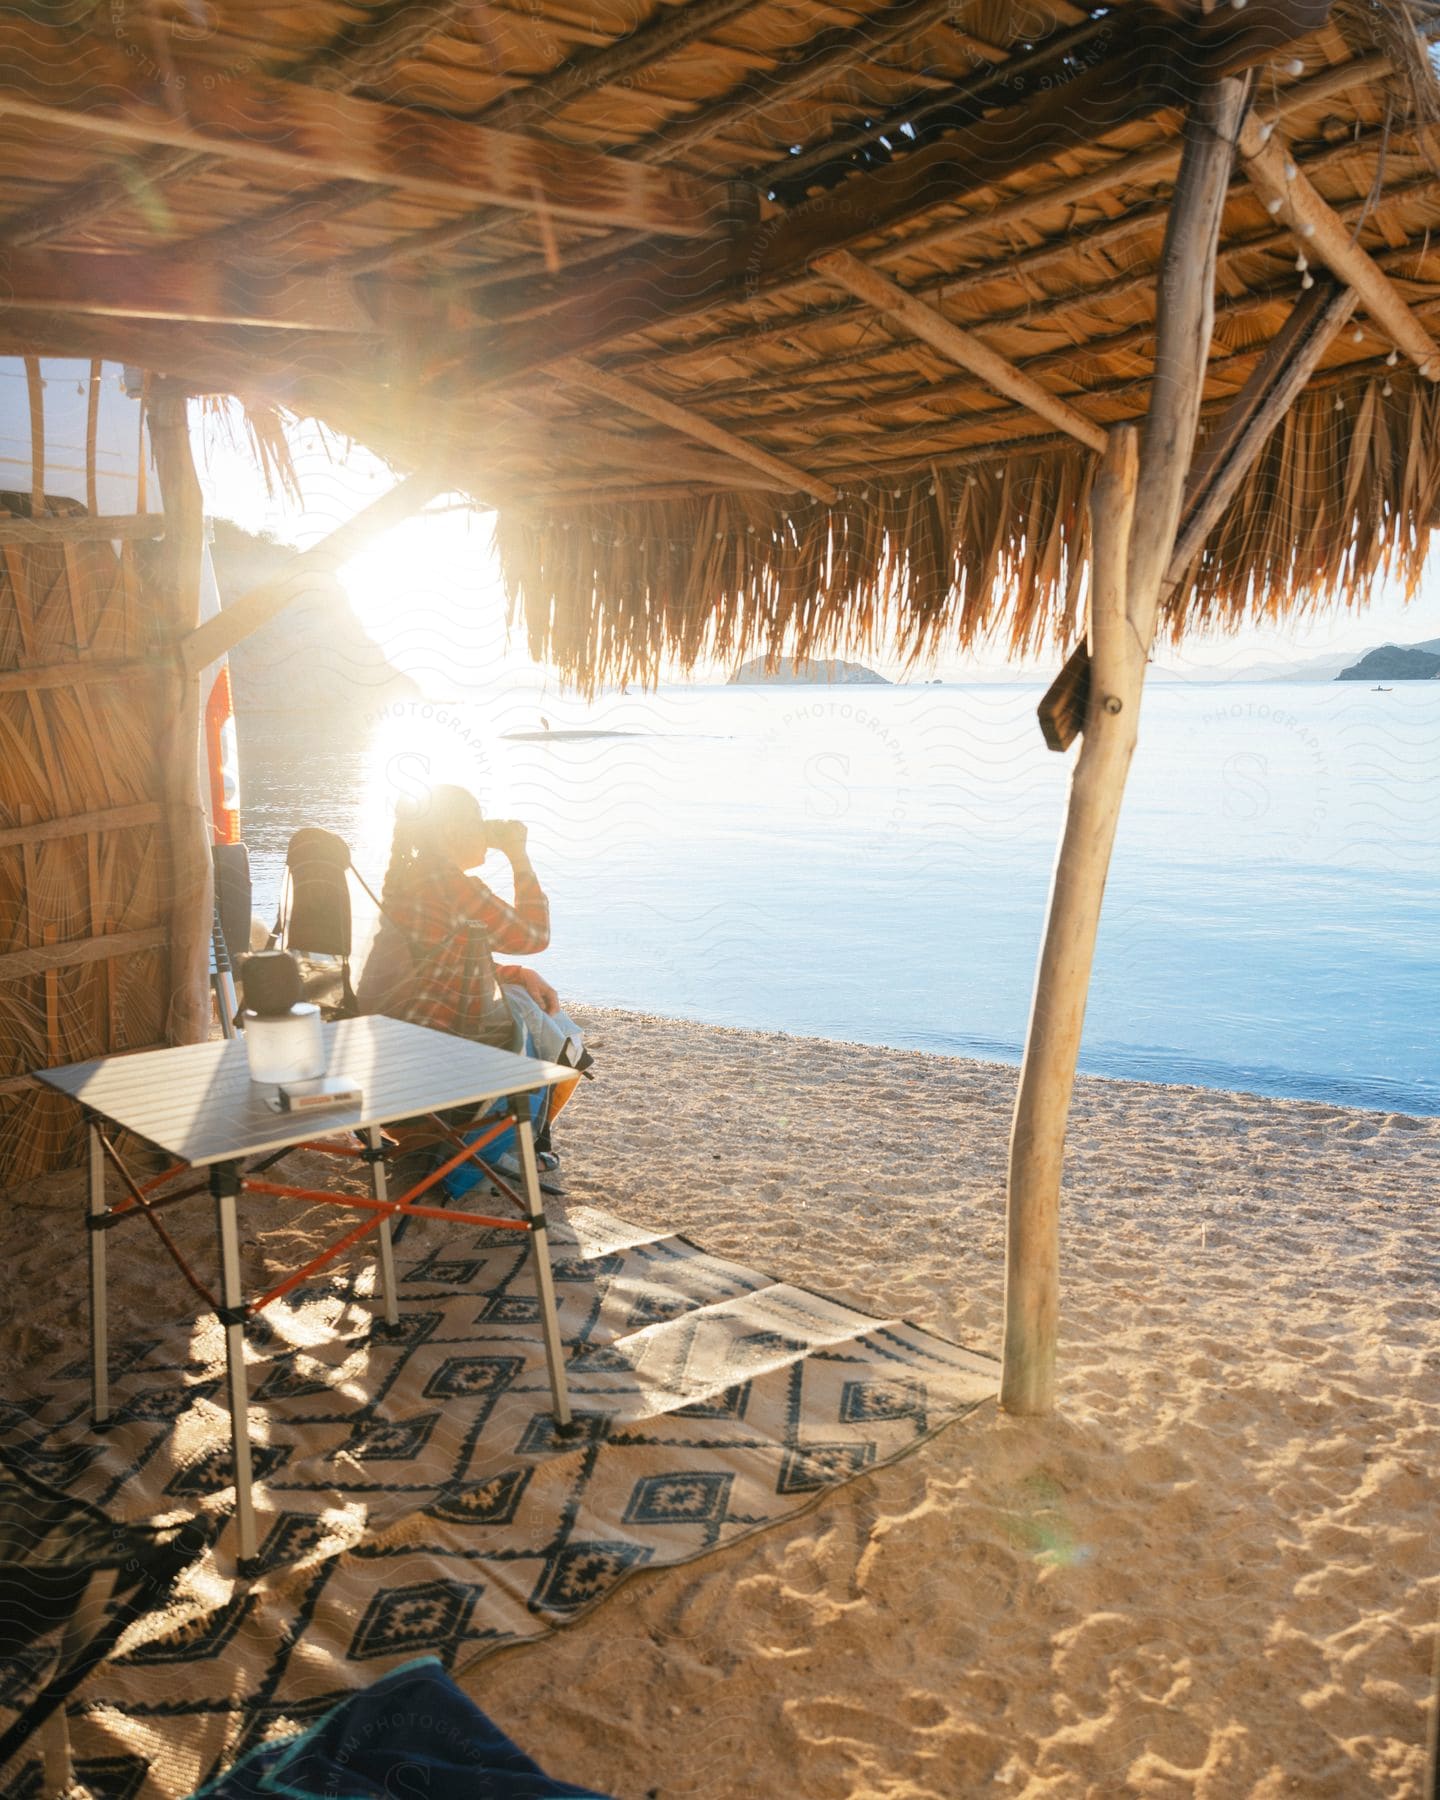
(1382, 381), (1394, 397)
(1283, 160), (1299, 181)
(1265, 196), (1284, 215)
(1295, 252), (1308, 272)
(1334, 394), (1345, 411)
(1351, 327), (1364, 344)
(1387, 349), (1400, 367)
(1301, 272), (1315, 288)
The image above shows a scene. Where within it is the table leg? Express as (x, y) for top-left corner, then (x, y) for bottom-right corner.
(212, 1163), (257, 1568)
(87, 1123), (109, 1426)
(512, 1097), (572, 1429)
(367, 1126), (399, 1329)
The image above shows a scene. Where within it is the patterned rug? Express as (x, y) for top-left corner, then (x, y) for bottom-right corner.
(0, 1204), (998, 1797)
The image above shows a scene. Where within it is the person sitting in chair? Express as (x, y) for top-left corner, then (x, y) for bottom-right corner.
(357, 785), (587, 1155)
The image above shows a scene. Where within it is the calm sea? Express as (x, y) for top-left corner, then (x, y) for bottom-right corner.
(236, 681), (1440, 1116)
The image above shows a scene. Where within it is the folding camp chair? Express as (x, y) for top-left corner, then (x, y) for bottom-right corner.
(266, 828), (384, 1019)
(0, 1454), (206, 1790)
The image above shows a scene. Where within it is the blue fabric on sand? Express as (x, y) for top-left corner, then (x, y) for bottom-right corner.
(186, 1657), (612, 1799)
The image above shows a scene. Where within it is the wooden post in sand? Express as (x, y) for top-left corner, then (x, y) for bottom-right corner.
(1001, 73), (1251, 1416)
(147, 381), (213, 1045)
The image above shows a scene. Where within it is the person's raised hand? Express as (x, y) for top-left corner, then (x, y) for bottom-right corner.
(485, 819), (529, 860)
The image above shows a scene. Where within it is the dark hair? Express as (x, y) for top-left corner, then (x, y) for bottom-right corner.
(381, 785), (483, 905)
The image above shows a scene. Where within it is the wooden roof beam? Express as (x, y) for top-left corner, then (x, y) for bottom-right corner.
(550, 359), (840, 503)
(0, 250), (406, 334)
(613, 50), (1415, 380)
(0, 0), (483, 250)
(0, 23), (724, 237)
(812, 251), (1108, 454)
(1238, 116), (1440, 378)
(181, 472), (448, 674)
(456, 0), (1331, 385)
(478, 0), (762, 133)
(314, 0), (764, 276)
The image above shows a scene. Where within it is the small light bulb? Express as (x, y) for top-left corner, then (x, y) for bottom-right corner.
(1352, 327), (1364, 344)
(1295, 252), (1308, 272)
(1285, 57), (1304, 77)
(1334, 394), (1345, 411)
(1387, 349), (1400, 367)
(1284, 160), (1299, 181)
(1300, 222), (1316, 238)
(1382, 381), (1394, 396)
(1265, 196), (1284, 215)
(1301, 272), (1315, 288)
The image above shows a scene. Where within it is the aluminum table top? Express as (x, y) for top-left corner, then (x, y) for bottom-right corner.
(36, 1016), (569, 1167)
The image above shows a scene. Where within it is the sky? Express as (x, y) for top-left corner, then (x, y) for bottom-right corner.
(193, 404), (1439, 691)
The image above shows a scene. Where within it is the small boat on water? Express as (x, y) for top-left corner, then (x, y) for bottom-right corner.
(1372, 685), (1394, 691)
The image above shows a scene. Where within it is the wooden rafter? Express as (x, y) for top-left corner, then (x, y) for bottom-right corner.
(489, 407), (798, 495)
(632, 153), (1438, 439)
(450, 2), (1330, 386)
(761, 6), (1115, 194)
(647, 0), (970, 164)
(181, 472), (448, 674)
(812, 251), (1108, 454)
(1238, 115), (1440, 377)
(0, 0), (482, 250)
(404, 0), (981, 294)
(0, 23), (723, 237)
(478, 0), (762, 133)
(608, 59), (1417, 384)
(0, 250), (402, 334)
(551, 360), (840, 503)
(296, 0), (764, 278)
(297, 0), (483, 91)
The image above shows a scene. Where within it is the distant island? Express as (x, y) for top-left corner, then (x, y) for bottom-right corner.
(208, 518), (420, 714)
(1335, 639), (1440, 681)
(729, 656), (890, 685)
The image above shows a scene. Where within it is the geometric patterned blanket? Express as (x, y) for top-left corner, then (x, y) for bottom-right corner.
(0, 1205), (998, 1798)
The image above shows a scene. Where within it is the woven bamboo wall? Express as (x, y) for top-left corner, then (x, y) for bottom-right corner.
(0, 493), (173, 1184)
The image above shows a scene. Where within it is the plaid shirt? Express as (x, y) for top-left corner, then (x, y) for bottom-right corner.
(383, 865), (550, 1046)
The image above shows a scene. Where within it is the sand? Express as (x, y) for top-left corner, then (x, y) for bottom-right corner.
(2, 1008), (1436, 1798)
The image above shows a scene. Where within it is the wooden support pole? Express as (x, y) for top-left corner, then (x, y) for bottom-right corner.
(180, 471), (446, 675)
(813, 251), (1109, 454)
(1169, 278), (1358, 577)
(1238, 118), (1440, 380)
(145, 381), (211, 1047)
(551, 358), (840, 503)
(1001, 73), (1250, 1417)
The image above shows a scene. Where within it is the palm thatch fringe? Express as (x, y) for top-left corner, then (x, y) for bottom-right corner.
(497, 375), (1440, 690)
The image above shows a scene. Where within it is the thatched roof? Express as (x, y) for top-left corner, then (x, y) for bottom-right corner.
(6, 0), (1440, 686)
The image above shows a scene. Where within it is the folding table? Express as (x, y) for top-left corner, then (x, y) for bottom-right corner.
(36, 1016), (576, 1570)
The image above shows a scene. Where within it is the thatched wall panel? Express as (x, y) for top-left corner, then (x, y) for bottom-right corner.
(0, 506), (172, 1186)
